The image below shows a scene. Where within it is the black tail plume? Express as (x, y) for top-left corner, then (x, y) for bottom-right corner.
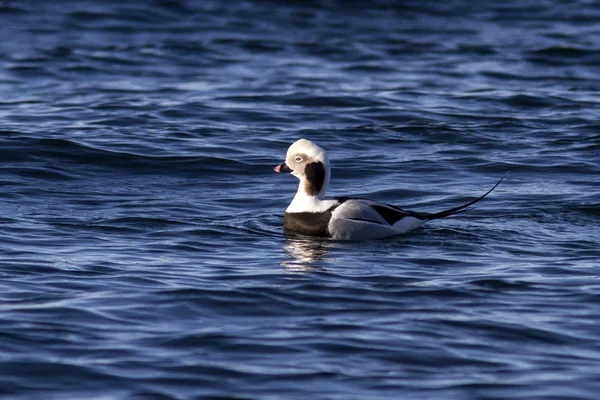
(413, 173), (507, 221)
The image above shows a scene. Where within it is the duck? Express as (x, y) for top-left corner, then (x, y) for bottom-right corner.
(274, 139), (505, 240)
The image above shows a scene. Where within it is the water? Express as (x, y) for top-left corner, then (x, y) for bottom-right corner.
(1, 0), (599, 398)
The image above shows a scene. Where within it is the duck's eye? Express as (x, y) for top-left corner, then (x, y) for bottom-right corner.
(295, 156), (303, 162)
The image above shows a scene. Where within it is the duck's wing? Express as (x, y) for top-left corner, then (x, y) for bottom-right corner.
(332, 198), (419, 226)
(328, 175), (505, 240)
(328, 198), (425, 240)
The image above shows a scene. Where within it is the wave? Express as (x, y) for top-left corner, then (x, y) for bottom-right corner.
(0, 137), (248, 176)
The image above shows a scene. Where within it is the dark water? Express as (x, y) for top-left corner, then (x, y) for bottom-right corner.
(1, 0), (599, 398)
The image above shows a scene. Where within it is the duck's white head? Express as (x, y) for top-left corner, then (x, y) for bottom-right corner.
(274, 139), (330, 199)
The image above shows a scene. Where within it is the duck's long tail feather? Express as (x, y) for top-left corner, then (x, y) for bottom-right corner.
(412, 173), (507, 221)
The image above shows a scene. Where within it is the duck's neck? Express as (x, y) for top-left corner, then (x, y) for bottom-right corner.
(286, 180), (336, 213)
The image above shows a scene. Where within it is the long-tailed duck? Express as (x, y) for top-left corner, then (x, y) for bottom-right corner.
(274, 139), (504, 240)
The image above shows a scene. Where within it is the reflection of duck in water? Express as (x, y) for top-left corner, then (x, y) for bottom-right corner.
(274, 139), (505, 240)
(281, 238), (332, 271)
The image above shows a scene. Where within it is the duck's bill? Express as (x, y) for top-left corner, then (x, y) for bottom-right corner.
(274, 162), (293, 173)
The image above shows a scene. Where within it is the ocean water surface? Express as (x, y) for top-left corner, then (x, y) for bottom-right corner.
(1, 0), (599, 399)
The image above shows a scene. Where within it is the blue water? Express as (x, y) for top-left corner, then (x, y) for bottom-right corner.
(1, 1), (599, 398)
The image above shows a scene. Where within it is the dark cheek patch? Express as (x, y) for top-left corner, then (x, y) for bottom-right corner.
(304, 161), (325, 196)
